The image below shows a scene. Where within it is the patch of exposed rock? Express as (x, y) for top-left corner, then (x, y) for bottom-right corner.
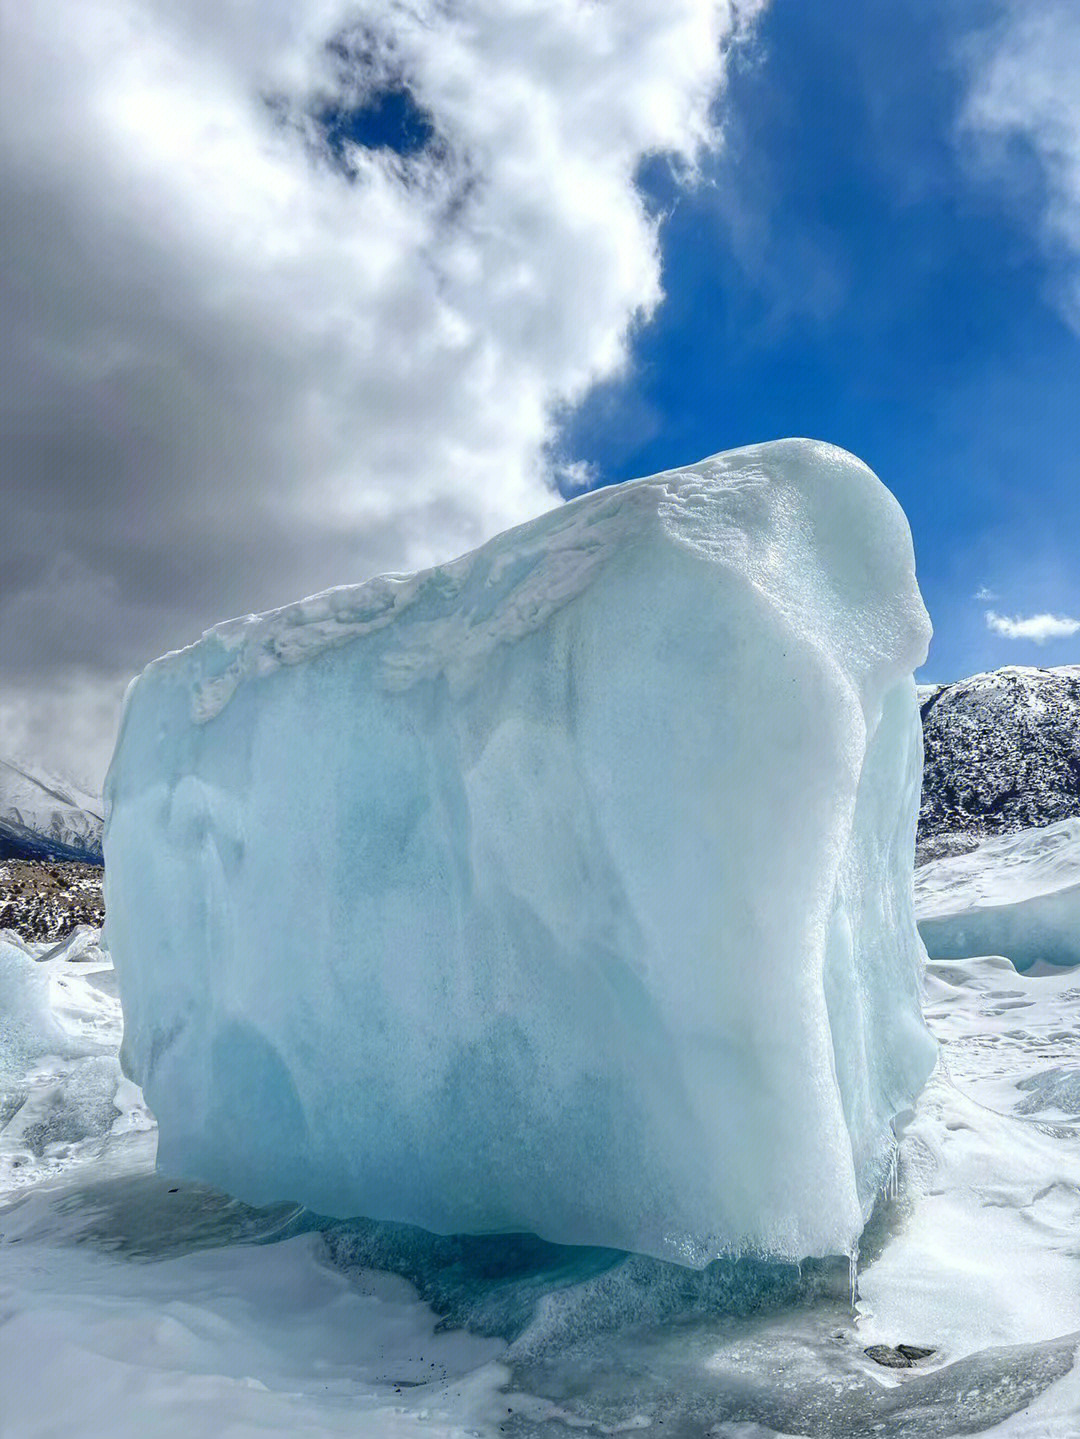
(0, 860), (105, 944)
(918, 665), (1080, 865)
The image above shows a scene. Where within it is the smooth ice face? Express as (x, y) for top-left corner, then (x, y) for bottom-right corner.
(104, 439), (936, 1266)
(917, 818), (1080, 971)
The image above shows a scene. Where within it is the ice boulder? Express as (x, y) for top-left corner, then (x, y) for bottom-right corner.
(917, 818), (1080, 971)
(104, 439), (936, 1266)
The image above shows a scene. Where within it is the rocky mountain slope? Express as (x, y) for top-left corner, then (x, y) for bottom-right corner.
(918, 665), (1080, 863)
(0, 757), (103, 864)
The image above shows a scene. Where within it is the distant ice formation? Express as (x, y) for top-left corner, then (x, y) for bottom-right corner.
(105, 438), (936, 1265)
(917, 817), (1080, 971)
(0, 927), (151, 1197)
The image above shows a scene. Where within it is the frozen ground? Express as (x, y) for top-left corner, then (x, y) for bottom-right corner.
(1, 926), (1077, 1437)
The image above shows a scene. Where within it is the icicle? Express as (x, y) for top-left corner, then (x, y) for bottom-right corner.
(848, 1242), (859, 1311)
(885, 1144), (899, 1202)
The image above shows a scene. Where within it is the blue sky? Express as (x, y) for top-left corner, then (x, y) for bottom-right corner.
(564, 0), (1080, 682)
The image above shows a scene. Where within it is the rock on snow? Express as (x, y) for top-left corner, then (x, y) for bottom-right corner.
(104, 439), (936, 1265)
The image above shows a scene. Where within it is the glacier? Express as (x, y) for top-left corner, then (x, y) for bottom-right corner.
(916, 817), (1080, 971)
(104, 438), (936, 1266)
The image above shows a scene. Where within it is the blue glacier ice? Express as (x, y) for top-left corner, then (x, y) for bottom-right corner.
(104, 438), (936, 1266)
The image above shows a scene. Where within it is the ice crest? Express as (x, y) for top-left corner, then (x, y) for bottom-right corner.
(104, 438), (936, 1265)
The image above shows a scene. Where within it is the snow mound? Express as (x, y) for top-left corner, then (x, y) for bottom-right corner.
(104, 438), (935, 1265)
(0, 928), (153, 1197)
(916, 818), (1080, 970)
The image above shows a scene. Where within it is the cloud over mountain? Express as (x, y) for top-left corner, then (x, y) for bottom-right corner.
(986, 610), (1080, 643)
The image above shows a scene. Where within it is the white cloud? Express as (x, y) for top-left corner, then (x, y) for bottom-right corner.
(961, 0), (1080, 326)
(986, 609), (1080, 642)
(0, 0), (765, 784)
(974, 585), (999, 602)
(553, 459), (600, 495)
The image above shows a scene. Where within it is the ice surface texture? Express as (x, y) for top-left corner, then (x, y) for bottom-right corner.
(104, 439), (935, 1265)
(917, 817), (1080, 970)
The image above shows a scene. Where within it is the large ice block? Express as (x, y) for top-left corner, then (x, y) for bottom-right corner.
(104, 439), (936, 1265)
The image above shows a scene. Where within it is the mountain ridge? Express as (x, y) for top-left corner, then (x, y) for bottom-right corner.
(917, 663), (1080, 864)
(0, 756), (104, 864)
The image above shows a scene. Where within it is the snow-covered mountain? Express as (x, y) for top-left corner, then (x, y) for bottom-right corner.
(0, 757), (104, 864)
(918, 664), (1080, 863)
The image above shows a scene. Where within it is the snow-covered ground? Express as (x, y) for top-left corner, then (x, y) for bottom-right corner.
(2, 916), (1077, 1437)
(917, 819), (1080, 971)
(857, 956), (1080, 1430)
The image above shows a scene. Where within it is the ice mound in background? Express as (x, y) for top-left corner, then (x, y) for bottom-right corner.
(0, 928), (152, 1195)
(0, 932), (69, 1093)
(104, 438), (936, 1266)
(917, 817), (1080, 970)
